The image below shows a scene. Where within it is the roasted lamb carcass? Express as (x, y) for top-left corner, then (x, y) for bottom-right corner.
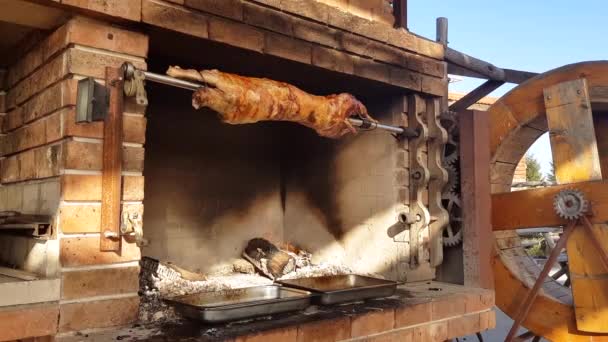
(166, 66), (375, 138)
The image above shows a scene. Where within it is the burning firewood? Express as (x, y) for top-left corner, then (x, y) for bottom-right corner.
(243, 238), (295, 280)
(166, 66), (375, 138)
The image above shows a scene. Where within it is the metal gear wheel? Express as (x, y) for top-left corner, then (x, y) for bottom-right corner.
(440, 111), (459, 165)
(444, 163), (459, 194)
(442, 192), (463, 246)
(553, 189), (589, 220)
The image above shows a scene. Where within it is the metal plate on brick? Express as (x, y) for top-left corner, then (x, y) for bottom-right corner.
(277, 274), (398, 305)
(164, 285), (312, 323)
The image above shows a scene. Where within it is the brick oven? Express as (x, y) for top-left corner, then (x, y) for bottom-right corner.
(0, 1), (495, 341)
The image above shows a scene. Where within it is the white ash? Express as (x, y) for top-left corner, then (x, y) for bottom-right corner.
(278, 263), (353, 280)
(139, 257), (272, 323)
(139, 254), (353, 323)
(154, 272), (273, 297)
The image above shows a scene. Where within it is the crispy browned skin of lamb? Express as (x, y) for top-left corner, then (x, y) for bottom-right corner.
(166, 66), (374, 138)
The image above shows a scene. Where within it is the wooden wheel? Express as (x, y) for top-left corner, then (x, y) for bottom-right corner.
(489, 61), (608, 341)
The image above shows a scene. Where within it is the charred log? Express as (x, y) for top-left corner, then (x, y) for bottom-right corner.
(243, 238), (295, 279)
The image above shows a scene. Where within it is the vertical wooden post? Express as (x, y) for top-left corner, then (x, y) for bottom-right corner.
(393, 0), (408, 29)
(436, 17), (448, 46)
(100, 67), (124, 252)
(459, 110), (493, 289)
(544, 78), (608, 333)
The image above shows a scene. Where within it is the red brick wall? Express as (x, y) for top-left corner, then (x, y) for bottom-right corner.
(0, 16), (149, 339)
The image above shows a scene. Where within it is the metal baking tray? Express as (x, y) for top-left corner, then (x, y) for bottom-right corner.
(276, 274), (398, 305)
(164, 285), (311, 323)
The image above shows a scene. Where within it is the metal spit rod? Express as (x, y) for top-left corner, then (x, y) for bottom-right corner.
(122, 63), (415, 137)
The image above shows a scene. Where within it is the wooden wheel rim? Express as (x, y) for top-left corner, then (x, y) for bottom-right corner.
(489, 61), (608, 341)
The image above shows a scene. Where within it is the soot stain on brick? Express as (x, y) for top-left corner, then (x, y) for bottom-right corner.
(281, 125), (345, 240)
(144, 84), (282, 226)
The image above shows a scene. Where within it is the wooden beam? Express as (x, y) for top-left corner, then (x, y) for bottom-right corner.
(545, 79), (602, 182)
(449, 80), (505, 112)
(100, 67), (124, 252)
(492, 179), (608, 230)
(447, 53), (538, 84)
(504, 69), (539, 85)
(544, 78), (608, 333)
(459, 110), (493, 289)
(393, 0), (408, 29)
(446, 47), (505, 81)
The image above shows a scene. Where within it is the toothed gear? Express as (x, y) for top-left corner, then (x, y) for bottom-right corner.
(444, 163), (459, 194)
(442, 192), (463, 246)
(441, 111), (459, 165)
(553, 189), (588, 220)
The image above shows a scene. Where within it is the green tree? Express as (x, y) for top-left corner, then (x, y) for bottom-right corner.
(525, 154), (544, 182)
(547, 162), (556, 183)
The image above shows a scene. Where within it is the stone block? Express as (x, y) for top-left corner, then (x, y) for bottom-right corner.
(431, 294), (466, 320)
(243, 2), (293, 35)
(58, 296), (139, 332)
(62, 140), (144, 172)
(61, 0), (141, 21)
(142, 0), (209, 39)
(293, 17), (339, 48)
(311, 46), (355, 74)
(61, 174), (144, 201)
(208, 16), (265, 53)
(235, 326), (298, 342)
(185, 0), (244, 20)
(59, 203), (143, 233)
(264, 33), (312, 64)
(60, 236), (141, 267)
(395, 301), (431, 328)
(350, 309), (395, 338)
(61, 266), (140, 300)
(296, 317), (351, 342)
(0, 303), (59, 341)
(353, 57), (390, 84)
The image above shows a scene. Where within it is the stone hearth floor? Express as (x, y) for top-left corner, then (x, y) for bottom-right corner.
(58, 282), (495, 342)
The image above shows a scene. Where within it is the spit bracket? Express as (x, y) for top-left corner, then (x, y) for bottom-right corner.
(120, 62), (418, 139)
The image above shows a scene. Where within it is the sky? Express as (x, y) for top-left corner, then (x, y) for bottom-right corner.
(407, 1), (608, 177)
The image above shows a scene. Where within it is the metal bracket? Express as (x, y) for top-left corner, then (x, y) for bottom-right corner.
(124, 67), (148, 106)
(426, 100), (449, 267)
(121, 208), (147, 247)
(76, 77), (109, 123)
(408, 95), (431, 268)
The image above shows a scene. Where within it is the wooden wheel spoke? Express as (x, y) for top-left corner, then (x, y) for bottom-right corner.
(489, 62), (608, 341)
(491, 179), (608, 231)
(544, 78), (608, 333)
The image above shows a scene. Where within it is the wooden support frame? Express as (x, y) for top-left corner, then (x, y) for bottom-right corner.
(393, 0), (408, 29)
(100, 67), (124, 252)
(492, 179), (608, 230)
(449, 80), (505, 112)
(544, 78), (608, 333)
(459, 110), (493, 289)
(436, 17), (537, 84)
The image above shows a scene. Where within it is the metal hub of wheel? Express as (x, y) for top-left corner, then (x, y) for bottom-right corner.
(553, 189), (589, 220)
